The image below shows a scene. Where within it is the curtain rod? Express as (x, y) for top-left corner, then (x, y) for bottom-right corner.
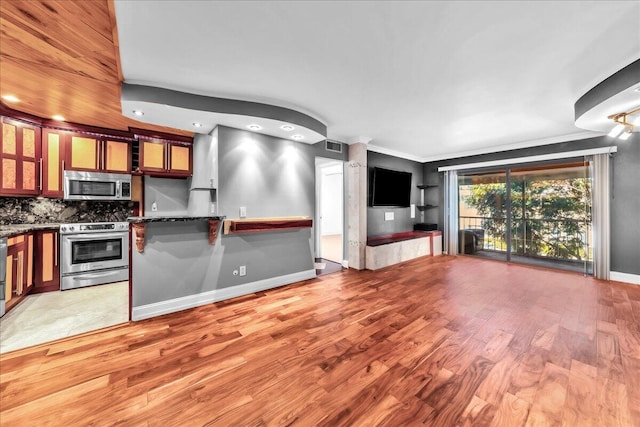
(437, 146), (617, 172)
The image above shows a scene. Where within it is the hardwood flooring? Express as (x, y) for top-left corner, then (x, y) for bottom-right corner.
(1, 255), (639, 426)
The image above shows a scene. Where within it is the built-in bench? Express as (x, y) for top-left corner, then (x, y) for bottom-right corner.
(365, 230), (442, 270)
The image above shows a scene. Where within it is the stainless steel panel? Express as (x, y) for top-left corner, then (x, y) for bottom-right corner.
(61, 267), (129, 290)
(63, 170), (132, 201)
(0, 237), (7, 317)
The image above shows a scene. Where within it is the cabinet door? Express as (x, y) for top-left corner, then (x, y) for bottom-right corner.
(0, 118), (41, 196)
(42, 129), (65, 197)
(140, 140), (166, 172)
(34, 230), (60, 293)
(67, 134), (100, 171)
(104, 140), (131, 173)
(168, 143), (192, 175)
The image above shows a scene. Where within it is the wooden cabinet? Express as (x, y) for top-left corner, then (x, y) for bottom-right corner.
(0, 117), (41, 196)
(5, 233), (34, 312)
(139, 137), (192, 177)
(33, 230), (60, 293)
(41, 128), (65, 197)
(65, 132), (131, 173)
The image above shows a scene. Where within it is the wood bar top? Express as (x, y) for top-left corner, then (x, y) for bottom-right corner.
(224, 216), (312, 235)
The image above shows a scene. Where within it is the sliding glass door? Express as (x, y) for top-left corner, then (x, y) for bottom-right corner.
(458, 161), (592, 274)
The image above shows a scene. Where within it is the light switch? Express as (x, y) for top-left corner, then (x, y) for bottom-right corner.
(239, 206), (247, 218)
(411, 204), (416, 218)
(385, 212), (394, 221)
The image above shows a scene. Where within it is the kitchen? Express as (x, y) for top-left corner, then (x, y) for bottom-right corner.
(0, 108), (198, 352)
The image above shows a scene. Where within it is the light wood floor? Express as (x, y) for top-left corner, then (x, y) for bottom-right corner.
(1, 256), (639, 426)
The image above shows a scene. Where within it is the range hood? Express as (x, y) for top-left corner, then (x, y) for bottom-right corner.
(187, 128), (218, 216)
(189, 127), (218, 190)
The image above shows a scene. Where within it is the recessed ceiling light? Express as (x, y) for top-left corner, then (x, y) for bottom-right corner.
(635, 86), (640, 93)
(192, 122), (203, 128)
(1, 95), (20, 103)
(291, 134), (304, 140)
(247, 124), (262, 131)
(133, 110), (144, 116)
(52, 115), (65, 121)
(280, 124), (295, 131)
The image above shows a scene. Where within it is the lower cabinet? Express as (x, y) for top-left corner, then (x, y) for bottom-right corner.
(5, 233), (34, 312)
(33, 230), (60, 293)
(4, 229), (60, 315)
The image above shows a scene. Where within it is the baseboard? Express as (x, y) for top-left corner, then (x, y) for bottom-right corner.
(132, 269), (317, 321)
(610, 271), (640, 285)
(342, 260), (349, 268)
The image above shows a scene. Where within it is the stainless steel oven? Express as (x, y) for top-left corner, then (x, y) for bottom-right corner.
(60, 222), (129, 290)
(64, 171), (131, 201)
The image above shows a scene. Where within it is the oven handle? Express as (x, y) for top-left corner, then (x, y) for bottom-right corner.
(63, 232), (128, 241)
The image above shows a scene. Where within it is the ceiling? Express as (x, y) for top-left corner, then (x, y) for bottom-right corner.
(0, 0), (190, 136)
(114, 1), (640, 161)
(1, 1), (638, 161)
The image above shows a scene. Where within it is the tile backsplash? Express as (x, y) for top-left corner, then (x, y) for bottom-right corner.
(0, 197), (133, 225)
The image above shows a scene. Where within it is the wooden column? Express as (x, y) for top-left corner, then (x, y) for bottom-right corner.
(347, 138), (370, 270)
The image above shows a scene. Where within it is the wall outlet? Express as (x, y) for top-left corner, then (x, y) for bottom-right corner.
(210, 203), (216, 214)
(385, 212), (394, 221)
(151, 201), (158, 212)
(410, 204), (416, 219)
(239, 206), (247, 218)
(239, 265), (246, 276)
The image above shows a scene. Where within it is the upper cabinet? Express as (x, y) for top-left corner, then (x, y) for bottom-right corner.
(41, 128), (65, 197)
(0, 107), (194, 197)
(0, 117), (41, 196)
(65, 133), (131, 173)
(136, 130), (193, 177)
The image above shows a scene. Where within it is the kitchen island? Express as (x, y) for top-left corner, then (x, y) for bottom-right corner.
(128, 215), (316, 320)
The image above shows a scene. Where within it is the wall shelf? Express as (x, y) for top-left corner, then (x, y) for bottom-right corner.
(416, 205), (439, 210)
(224, 216), (313, 235)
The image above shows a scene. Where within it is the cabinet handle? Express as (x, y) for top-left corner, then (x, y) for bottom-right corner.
(166, 144), (170, 171)
(38, 158), (43, 191)
(62, 160), (65, 172)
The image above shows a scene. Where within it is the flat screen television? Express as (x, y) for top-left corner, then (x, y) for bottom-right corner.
(370, 167), (412, 207)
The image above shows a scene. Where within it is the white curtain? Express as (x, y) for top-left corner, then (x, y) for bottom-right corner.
(444, 170), (459, 255)
(591, 153), (610, 280)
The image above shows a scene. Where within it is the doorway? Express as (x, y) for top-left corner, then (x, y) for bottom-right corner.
(457, 161), (592, 274)
(315, 158), (344, 275)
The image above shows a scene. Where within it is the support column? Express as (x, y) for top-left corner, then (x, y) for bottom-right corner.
(347, 137), (370, 270)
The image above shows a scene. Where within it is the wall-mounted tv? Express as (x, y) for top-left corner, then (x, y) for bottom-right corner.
(370, 167), (412, 207)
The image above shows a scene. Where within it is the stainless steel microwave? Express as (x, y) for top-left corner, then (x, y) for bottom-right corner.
(63, 170), (132, 201)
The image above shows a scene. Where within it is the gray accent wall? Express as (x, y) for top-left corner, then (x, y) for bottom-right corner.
(133, 126), (349, 309)
(367, 151), (424, 237)
(144, 177), (190, 216)
(425, 136), (640, 276)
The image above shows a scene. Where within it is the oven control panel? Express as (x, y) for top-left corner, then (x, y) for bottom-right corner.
(60, 222), (129, 234)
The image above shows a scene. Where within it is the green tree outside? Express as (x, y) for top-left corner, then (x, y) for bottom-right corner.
(462, 175), (591, 261)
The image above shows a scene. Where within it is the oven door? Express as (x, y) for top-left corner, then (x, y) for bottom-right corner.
(61, 232), (129, 275)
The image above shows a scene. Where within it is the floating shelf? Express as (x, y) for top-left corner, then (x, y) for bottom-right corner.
(224, 216), (313, 235)
(416, 205), (439, 210)
(417, 184), (438, 189)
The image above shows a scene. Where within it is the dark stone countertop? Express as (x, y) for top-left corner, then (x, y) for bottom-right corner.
(127, 215), (225, 224)
(0, 223), (60, 239)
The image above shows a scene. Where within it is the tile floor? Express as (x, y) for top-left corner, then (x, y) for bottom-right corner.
(0, 281), (129, 354)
